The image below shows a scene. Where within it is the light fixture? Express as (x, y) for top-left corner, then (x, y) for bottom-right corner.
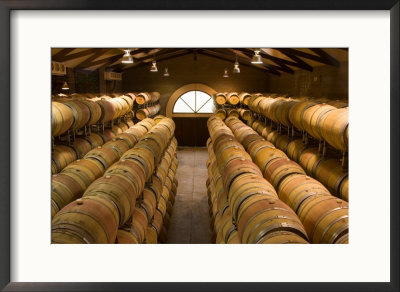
(223, 68), (229, 78)
(233, 55), (240, 73)
(163, 67), (169, 77)
(121, 49), (133, 64)
(150, 56), (158, 72)
(61, 81), (69, 90)
(251, 49), (263, 64)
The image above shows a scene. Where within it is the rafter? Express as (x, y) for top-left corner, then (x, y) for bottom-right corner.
(275, 48), (340, 67)
(52, 49), (99, 62)
(52, 48), (75, 61)
(75, 48), (112, 68)
(234, 48), (313, 72)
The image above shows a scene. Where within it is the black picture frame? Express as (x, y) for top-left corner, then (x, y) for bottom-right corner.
(0, 1), (399, 291)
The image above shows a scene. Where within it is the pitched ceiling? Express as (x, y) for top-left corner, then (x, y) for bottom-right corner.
(51, 48), (348, 76)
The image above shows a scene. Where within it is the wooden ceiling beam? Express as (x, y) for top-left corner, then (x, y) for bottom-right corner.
(52, 49), (99, 62)
(275, 48), (340, 67)
(75, 48), (112, 68)
(198, 50), (280, 76)
(52, 48), (75, 61)
(309, 48), (341, 67)
(230, 48), (295, 74)
(234, 48), (313, 72)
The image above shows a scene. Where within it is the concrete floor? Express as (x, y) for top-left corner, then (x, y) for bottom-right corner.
(167, 147), (213, 244)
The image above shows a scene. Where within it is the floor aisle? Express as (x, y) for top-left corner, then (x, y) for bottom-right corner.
(167, 147), (213, 243)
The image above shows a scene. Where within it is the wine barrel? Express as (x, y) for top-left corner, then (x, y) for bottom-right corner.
(214, 93), (227, 105)
(51, 172), (88, 218)
(319, 108), (349, 151)
(286, 139), (307, 162)
(275, 134), (291, 153)
(226, 92), (240, 105)
(314, 159), (348, 195)
(266, 130), (280, 145)
(288, 100), (317, 131)
(136, 104), (161, 120)
(52, 145), (78, 173)
(83, 174), (137, 225)
(136, 92), (160, 105)
(297, 195), (348, 244)
(72, 138), (92, 159)
(131, 207), (149, 243)
(84, 133), (105, 148)
(264, 157), (306, 189)
(116, 229), (139, 244)
(298, 147), (323, 176)
(239, 92), (251, 105)
(278, 174), (331, 212)
(84, 146), (119, 169)
(62, 158), (104, 186)
(339, 177), (348, 201)
(52, 196), (119, 243)
(95, 98), (116, 123)
(103, 139), (130, 158)
(62, 99), (91, 130)
(257, 231), (309, 244)
(302, 103), (336, 140)
(99, 129), (115, 143)
(237, 197), (308, 244)
(78, 98), (102, 125)
(51, 101), (75, 136)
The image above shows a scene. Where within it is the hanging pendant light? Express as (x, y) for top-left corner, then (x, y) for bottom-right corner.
(121, 49), (133, 64)
(223, 68), (229, 78)
(251, 49), (263, 64)
(233, 55), (240, 73)
(61, 81), (69, 90)
(163, 67), (170, 76)
(150, 56), (158, 72)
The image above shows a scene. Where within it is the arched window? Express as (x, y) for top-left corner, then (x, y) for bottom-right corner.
(173, 90), (214, 114)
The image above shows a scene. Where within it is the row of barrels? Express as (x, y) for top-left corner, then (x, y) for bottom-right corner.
(247, 95), (348, 151)
(214, 108), (251, 121)
(117, 137), (178, 244)
(65, 92), (160, 106)
(247, 117), (348, 201)
(213, 92), (252, 106)
(51, 119), (155, 218)
(225, 117), (349, 244)
(52, 116), (176, 243)
(206, 116), (310, 244)
(51, 120), (134, 174)
(52, 95), (135, 136)
(136, 104), (161, 120)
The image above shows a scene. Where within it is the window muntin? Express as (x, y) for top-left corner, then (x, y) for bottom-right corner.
(173, 90), (213, 113)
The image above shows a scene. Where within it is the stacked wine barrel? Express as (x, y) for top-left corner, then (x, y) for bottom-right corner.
(52, 94), (135, 137)
(224, 117), (349, 244)
(247, 95), (348, 152)
(51, 119), (155, 219)
(51, 120), (134, 174)
(246, 114), (348, 201)
(206, 116), (309, 244)
(213, 92), (252, 107)
(134, 92), (161, 120)
(117, 136), (178, 244)
(52, 116), (177, 243)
